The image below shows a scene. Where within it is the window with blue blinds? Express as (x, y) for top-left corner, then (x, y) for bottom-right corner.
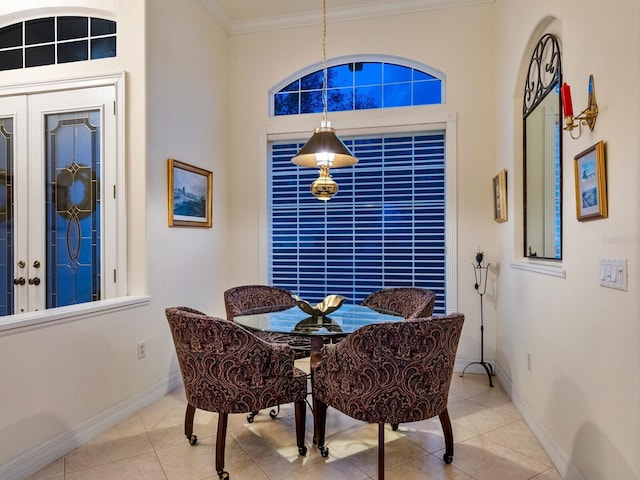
(269, 132), (446, 315)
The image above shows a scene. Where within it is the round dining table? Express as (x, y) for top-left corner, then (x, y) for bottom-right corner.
(233, 303), (403, 369)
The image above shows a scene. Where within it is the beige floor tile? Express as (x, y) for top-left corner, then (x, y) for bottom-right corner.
(399, 416), (477, 453)
(321, 423), (428, 476)
(231, 414), (309, 462)
(258, 449), (370, 480)
(482, 419), (552, 467)
(156, 433), (254, 480)
(64, 414), (154, 473)
(531, 467), (563, 479)
(469, 388), (522, 419)
(64, 452), (166, 480)
(384, 453), (476, 480)
(451, 435), (549, 480)
(24, 457), (64, 480)
(450, 373), (497, 398)
(448, 399), (520, 435)
(24, 379), (565, 480)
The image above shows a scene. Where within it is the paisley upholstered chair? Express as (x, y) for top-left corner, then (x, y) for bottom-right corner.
(361, 287), (436, 319)
(312, 313), (465, 480)
(165, 306), (308, 480)
(224, 284), (311, 359)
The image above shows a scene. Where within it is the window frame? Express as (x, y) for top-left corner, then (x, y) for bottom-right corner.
(258, 109), (459, 314)
(0, 72), (130, 330)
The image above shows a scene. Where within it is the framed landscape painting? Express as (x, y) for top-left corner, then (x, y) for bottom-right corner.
(168, 159), (212, 227)
(574, 141), (607, 221)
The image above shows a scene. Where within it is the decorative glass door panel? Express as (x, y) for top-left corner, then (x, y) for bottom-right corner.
(0, 118), (14, 316)
(46, 111), (101, 308)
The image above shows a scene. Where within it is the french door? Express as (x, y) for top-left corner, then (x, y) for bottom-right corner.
(0, 85), (117, 315)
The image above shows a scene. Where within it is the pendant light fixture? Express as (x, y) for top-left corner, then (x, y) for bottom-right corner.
(291, 0), (358, 200)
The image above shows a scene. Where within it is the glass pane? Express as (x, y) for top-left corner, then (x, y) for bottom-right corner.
(413, 80), (442, 105)
(58, 40), (88, 63)
(46, 111), (101, 308)
(300, 70), (323, 90)
(300, 90), (323, 114)
(58, 16), (88, 41)
(384, 83), (412, 107)
(274, 92), (300, 116)
(26, 18), (54, 45)
(0, 49), (23, 71)
(25, 45), (54, 67)
(279, 79), (299, 93)
(355, 62), (382, 86)
(355, 86), (382, 109)
(90, 37), (116, 59)
(327, 64), (352, 88)
(0, 23), (22, 49)
(327, 88), (353, 112)
(384, 63), (412, 83)
(0, 118), (13, 316)
(91, 18), (116, 36)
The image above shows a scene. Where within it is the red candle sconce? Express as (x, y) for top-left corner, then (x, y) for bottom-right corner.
(562, 74), (598, 139)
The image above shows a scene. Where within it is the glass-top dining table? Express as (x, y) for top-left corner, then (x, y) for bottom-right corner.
(233, 303), (403, 369)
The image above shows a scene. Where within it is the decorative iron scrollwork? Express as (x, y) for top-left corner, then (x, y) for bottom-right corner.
(523, 33), (561, 117)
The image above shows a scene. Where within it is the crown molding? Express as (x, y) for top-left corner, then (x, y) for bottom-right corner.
(200, 0), (494, 35)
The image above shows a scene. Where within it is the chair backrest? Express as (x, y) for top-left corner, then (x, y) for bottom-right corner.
(313, 313), (464, 425)
(223, 285), (296, 321)
(361, 287), (436, 319)
(165, 306), (299, 414)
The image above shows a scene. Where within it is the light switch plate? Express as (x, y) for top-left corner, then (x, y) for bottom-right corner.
(600, 258), (628, 291)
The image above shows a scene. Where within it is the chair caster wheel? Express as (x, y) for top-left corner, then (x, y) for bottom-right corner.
(247, 411), (257, 423)
(298, 445), (308, 456)
(391, 423), (399, 431)
(443, 453), (453, 464)
(319, 445), (329, 457)
(186, 434), (197, 446)
(217, 470), (230, 479)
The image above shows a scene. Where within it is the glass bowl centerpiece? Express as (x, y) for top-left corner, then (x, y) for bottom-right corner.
(291, 294), (346, 321)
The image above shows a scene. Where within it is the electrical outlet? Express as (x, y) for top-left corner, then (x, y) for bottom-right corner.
(137, 341), (146, 359)
(527, 351), (532, 371)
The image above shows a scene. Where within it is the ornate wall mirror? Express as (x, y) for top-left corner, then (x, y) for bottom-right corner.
(523, 34), (562, 259)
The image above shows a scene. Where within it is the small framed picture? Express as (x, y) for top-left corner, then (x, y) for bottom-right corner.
(574, 141), (607, 221)
(168, 159), (212, 227)
(493, 169), (508, 223)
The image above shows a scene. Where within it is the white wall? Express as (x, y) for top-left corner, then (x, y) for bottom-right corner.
(493, 0), (639, 478)
(0, 0), (230, 473)
(226, 3), (498, 367)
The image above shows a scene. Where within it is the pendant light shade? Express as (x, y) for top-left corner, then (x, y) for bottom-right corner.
(292, 120), (358, 168)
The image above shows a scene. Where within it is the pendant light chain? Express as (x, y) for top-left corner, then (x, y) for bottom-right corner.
(322, 0), (328, 123)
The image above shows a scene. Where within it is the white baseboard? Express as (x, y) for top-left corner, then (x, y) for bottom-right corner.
(495, 364), (585, 480)
(0, 372), (183, 480)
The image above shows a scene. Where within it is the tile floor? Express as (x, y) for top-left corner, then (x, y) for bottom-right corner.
(27, 361), (562, 480)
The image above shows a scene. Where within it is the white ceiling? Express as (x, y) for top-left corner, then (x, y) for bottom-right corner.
(200, 0), (493, 34)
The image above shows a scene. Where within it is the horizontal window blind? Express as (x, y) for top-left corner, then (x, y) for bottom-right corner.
(269, 132), (446, 315)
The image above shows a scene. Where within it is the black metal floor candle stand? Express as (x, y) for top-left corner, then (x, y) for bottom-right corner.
(461, 252), (494, 387)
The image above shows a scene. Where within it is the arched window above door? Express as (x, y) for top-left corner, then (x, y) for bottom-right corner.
(0, 16), (116, 71)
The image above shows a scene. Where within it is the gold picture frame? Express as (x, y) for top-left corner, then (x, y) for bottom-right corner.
(493, 169), (508, 223)
(574, 141), (607, 221)
(168, 159), (212, 227)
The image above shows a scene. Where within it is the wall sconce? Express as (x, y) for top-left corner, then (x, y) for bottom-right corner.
(561, 74), (598, 139)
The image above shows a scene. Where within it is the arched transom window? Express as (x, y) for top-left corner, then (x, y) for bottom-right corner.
(272, 58), (444, 116)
